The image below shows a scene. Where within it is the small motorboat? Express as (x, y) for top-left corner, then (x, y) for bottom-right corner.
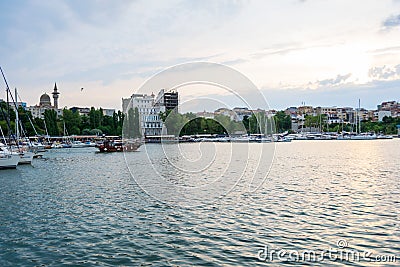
(97, 139), (141, 153)
(71, 141), (86, 148)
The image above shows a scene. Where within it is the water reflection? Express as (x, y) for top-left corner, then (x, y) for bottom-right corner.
(0, 140), (399, 266)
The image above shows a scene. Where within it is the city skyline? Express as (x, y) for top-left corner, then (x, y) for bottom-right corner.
(2, 86), (398, 114)
(0, 1), (399, 111)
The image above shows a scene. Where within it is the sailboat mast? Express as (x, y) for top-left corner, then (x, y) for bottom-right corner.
(1, 68), (12, 144)
(1, 68), (27, 148)
(16, 89), (38, 136)
(43, 118), (50, 143)
(358, 99), (361, 134)
(0, 125), (7, 146)
(354, 106), (358, 134)
(15, 88), (19, 140)
(0, 105), (14, 148)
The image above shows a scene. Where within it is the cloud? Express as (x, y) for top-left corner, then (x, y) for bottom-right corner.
(250, 43), (337, 59)
(369, 45), (400, 55)
(306, 73), (352, 88)
(261, 79), (400, 110)
(221, 58), (248, 65)
(382, 14), (400, 28)
(1, 0), (400, 112)
(368, 64), (400, 80)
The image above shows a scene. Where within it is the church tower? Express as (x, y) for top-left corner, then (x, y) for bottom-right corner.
(52, 82), (60, 109)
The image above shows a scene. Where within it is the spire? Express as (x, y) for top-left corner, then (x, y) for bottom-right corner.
(52, 82), (60, 109)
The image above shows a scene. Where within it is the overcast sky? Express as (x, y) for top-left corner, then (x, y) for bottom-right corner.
(0, 0), (399, 111)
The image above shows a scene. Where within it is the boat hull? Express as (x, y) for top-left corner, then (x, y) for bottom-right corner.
(0, 154), (20, 169)
(18, 152), (35, 165)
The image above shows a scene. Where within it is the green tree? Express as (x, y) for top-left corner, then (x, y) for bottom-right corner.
(133, 107), (141, 138)
(164, 112), (187, 136)
(80, 115), (90, 132)
(242, 115), (249, 133)
(274, 111), (292, 133)
(44, 109), (59, 136)
(123, 107), (141, 138)
(62, 109), (81, 135)
(89, 107), (98, 129)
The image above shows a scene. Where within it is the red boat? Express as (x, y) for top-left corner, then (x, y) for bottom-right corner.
(96, 139), (141, 153)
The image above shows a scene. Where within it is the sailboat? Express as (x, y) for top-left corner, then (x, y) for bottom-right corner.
(0, 67), (35, 164)
(15, 89), (46, 153)
(350, 99), (376, 140)
(0, 126), (19, 169)
(62, 121), (72, 148)
(12, 89), (34, 164)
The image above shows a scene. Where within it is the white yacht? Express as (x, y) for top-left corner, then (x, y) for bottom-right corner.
(376, 134), (393, 139)
(350, 133), (377, 140)
(84, 141), (96, 147)
(0, 143), (19, 169)
(71, 141), (86, 148)
(13, 150), (35, 165)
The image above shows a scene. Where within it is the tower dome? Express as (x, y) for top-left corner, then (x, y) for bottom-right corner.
(39, 93), (52, 107)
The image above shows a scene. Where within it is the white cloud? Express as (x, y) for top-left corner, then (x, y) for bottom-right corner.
(382, 14), (400, 29)
(1, 0), (400, 111)
(368, 64), (400, 80)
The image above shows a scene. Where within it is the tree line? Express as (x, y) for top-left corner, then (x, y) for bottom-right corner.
(160, 110), (292, 136)
(2, 101), (396, 138)
(0, 102), (125, 137)
(302, 114), (400, 134)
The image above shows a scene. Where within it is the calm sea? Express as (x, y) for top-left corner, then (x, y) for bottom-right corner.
(0, 140), (399, 266)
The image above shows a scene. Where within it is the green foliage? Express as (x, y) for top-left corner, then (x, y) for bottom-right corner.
(302, 115), (400, 134)
(89, 128), (103, 135)
(360, 117), (400, 134)
(82, 128), (91, 135)
(89, 107), (104, 129)
(164, 112), (188, 136)
(0, 102), (15, 122)
(164, 113), (247, 136)
(0, 120), (8, 135)
(123, 107), (142, 138)
(44, 109), (59, 136)
(273, 111), (291, 133)
(180, 117), (223, 135)
(8, 107), (123, 137)
(1, 103), (398, 138)
(62, 109), (81, 135)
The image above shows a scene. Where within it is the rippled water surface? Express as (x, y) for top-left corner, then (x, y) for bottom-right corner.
(0, 140), (399, 266)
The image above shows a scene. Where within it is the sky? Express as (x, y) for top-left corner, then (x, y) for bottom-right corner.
(0, 0), (399, 112)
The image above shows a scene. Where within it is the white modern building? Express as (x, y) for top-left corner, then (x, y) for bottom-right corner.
(122, 92), (167, 136)
(102, 108), (115, 117)
(378, 110), (392, 122)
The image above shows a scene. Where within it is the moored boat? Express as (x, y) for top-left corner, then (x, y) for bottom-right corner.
(376, 134), (393, 139)
(32, 142), (46, 152)
(97, 139), (141, 153)
(71, 141), (86, 148)
(84, 141), (96, 147)
(14, 150), (34, 165)
(0, 143), (19, 169)
(350, 133), (377, 140)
